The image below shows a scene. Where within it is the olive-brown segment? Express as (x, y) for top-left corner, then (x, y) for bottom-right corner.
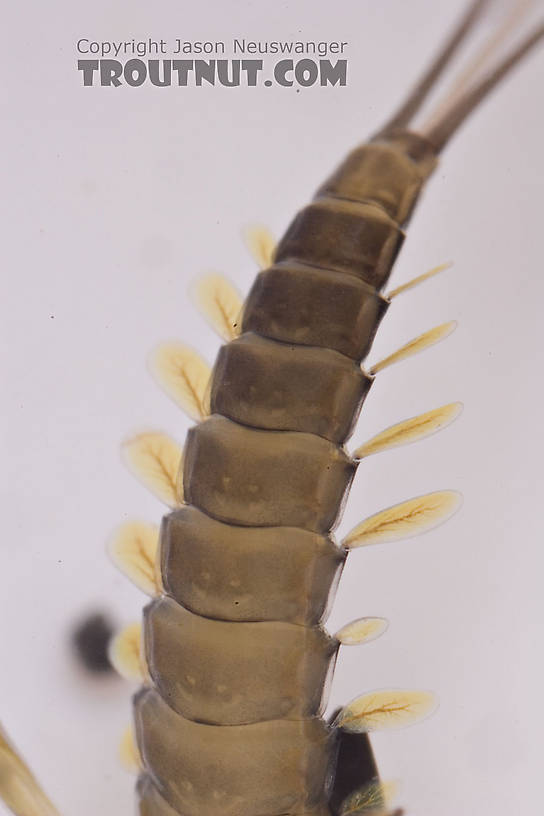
(210, 333), (371, 443)
(242, 263), (388, 361)
(316, 141), (425, 225)
(134, 688), (336, 816)
(137, 776), (332, 816)
(274, 198), (404, 290)
(144, 597), (337, 725)
(137, 777), (332, 816)
(160, 506), (345, 624)
(183, 416), (355, 532)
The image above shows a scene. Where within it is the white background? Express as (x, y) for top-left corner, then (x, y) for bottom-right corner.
(1, 1), (543, 814)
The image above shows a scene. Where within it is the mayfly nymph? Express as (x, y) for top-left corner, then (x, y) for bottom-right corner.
(1, 2), (542, 816)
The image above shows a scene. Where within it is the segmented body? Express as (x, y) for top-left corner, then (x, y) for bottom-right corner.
(135, 131), (439, 816)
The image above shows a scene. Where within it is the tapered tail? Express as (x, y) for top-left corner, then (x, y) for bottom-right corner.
(377, 0), (543, 150)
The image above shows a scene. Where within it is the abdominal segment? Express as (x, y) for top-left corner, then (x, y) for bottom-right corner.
(144, 596), (337, 723)
(159, 506), (345, 625)
(135, 688), (336, 816)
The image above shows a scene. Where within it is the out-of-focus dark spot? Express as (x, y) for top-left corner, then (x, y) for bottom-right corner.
(72, 612), (115, 673)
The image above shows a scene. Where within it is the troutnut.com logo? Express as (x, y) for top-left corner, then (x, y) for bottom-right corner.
(76, 38), (349, 87)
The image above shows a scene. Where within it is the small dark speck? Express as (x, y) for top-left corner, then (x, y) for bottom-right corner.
(50, 315), (55, 319)
(296, 89), (300, 93)
(57, 559), (62, 563)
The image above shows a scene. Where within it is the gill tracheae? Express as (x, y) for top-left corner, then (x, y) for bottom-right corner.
(1, 2), (542, 815)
